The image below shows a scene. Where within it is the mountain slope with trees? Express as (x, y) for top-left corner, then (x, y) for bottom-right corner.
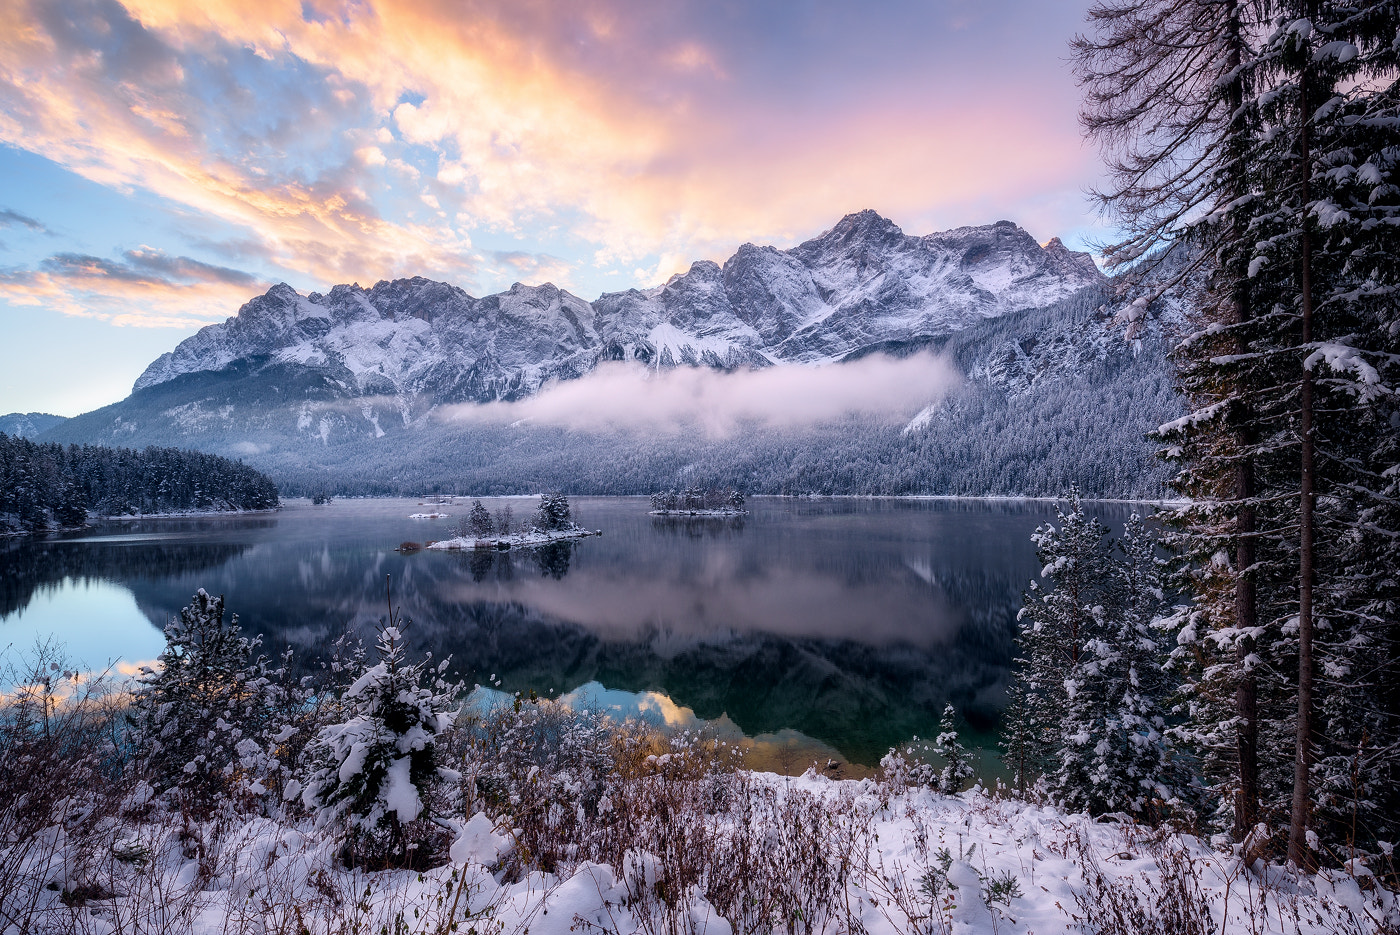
(33, 213), (1188, 498)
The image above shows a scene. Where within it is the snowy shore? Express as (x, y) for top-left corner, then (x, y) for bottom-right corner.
(426, 527), (600, 550)
(16, 772), (1391, 934)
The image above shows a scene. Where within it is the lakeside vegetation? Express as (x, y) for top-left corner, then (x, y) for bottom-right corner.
(2, 588), (1392, 934)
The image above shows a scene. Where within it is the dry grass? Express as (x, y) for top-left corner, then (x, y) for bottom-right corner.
(4, 646), (1397, 935)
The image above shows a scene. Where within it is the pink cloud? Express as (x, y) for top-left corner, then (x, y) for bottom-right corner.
(2, 0), (1099, 322)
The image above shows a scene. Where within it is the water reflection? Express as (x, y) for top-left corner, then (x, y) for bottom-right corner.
(459, 541), (575, 583)
(0, 496), (1146, 768)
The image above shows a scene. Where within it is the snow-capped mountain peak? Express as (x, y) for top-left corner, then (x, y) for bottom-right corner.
(131, 212), (1103, 410)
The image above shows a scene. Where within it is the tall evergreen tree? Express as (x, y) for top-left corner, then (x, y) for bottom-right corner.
(1074, 0), (1272, 838)
(1107, 0), (1400, 863)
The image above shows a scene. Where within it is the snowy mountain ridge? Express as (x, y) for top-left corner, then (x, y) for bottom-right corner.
(38, 212), (1184, 499)
(132, 211), (1104, 417)
(0, 412), (69, 439)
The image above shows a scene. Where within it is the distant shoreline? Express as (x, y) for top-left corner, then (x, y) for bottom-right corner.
(1, 506), (281, 540)
(297, 493), (1185, 507)
(97, 507), (282, 520)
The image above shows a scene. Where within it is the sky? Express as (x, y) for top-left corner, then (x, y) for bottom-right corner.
(0, 0), (1107, 418)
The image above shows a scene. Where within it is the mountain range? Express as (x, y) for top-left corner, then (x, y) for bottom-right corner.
(20, 211), (1183, 498)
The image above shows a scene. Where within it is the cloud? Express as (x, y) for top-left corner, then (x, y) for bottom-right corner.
(1, 0), (1100, 317)
(486, 250), (573, 286)
(440, 352), (960, 436)
(120, 246), (259, 286)
(0, 247), (264, 326)
(0, 0), (479, 318)
(0, 207), (48, 232)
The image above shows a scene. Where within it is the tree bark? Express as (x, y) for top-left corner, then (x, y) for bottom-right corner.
(1288, 42), (1317, 871)
(1224, 0), (1260, 842)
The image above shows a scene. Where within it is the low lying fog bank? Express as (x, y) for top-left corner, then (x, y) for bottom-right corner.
(439, 352), (960, 435)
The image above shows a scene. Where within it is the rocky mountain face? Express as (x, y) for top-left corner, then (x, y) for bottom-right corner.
(130, 211), (1104, 415)
(38, 211), (1186, 498)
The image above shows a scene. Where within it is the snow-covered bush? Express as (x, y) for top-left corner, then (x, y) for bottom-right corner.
(878, 707), (972, 796)
(299, 620), (460, 867)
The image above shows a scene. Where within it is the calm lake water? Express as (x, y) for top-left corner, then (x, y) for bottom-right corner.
(0, 496), (1145, 775)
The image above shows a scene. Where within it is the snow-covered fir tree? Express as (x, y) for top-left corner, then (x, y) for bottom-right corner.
(128, 590), (298, 811)
(1004, 491), (1178, 818)
(1078, 0), (1400, 864)
(467, 499), (493, 537)
(932, 703), (974, 795)
(299, 611), (460, 865)
(533, 492), (572, 530)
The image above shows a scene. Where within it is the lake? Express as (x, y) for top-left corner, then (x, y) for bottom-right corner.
(0, 496), (1146, 776)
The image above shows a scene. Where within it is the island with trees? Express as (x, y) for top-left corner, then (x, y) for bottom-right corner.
(649, 486), (747, 516)
(426, 493), (599, 550)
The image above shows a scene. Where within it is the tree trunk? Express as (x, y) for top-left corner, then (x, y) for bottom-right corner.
(1288, 47), (1317, 872)
(1224, 0), (1260, 842)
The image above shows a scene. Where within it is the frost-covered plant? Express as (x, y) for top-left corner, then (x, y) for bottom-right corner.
(932, 704), (974, 795)
(127, 590), (297, 811)
(299, 614), (460, 867)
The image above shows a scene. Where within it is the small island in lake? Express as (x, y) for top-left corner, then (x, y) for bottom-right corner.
(426, 493), (599, 550)
(649, 486), (747, 516)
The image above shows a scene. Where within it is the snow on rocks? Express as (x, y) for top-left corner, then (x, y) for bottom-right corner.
(427, 527), (600, 550)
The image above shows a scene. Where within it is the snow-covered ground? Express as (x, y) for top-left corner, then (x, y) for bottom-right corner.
(14, 773), (1391, 934)
(426, 527), (600, 550)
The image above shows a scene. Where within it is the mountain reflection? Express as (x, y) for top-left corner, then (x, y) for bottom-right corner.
(2, 497), (1146, 768)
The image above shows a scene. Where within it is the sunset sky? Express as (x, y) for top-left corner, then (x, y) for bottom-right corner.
(0, 0), (1105, 417)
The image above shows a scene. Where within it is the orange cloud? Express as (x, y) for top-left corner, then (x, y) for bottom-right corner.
(1, 0), (1097, 324)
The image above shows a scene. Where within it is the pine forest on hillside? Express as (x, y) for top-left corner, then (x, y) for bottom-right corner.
(0, 434), (280, 535)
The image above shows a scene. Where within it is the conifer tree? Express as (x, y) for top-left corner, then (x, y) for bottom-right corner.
(1075, 0), (1271, 840)
(54, 478), (87, 528)
(129, 590), (270, 809)
(300, 590), (459, 864)
(467, 499), (493, 537)
(932, 703), (974, 795)
(1004, 492), (1178, 818)
(533, 492), (572, 531)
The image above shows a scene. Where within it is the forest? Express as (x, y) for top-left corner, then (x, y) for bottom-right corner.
(997, 0), (1400, 873)
(0, 433), (281, 535)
